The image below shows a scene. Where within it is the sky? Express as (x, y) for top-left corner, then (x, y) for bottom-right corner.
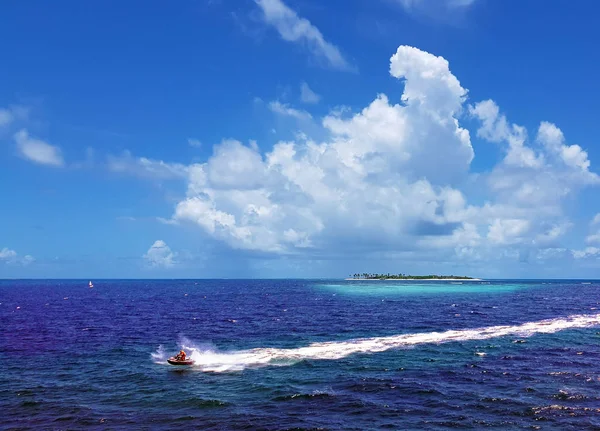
(2, 0), (600, 279)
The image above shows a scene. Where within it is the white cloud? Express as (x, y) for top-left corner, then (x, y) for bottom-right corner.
(451, 0), (477, 5)
(121, 45), (598, 268)
(390, 45), (467, 116)
(399, 0), (476, 8)
(393, 0), (478, 23)
(0, 248), (17, 260)
(156, 216), (178, 225)
(470, 101), (598, 216)
(117, 216), (137, 222)
(0, 247), (34, 266)
(269, 101), (313, 121)
(143, 240), (176, 268)
(396, 0), (477, 13)
(14, 129), (64, 167)
(535, 222), (572, 245)
(586, 233), (600, 244)
(585, 213), (600, 244)
(487, 219), (530, 245)
(468, 101), (599, 253)
(470, 100), (543, 169)
(535, 247), (568, 261)
(0, 105), (29, 128)
(0, 108), (14, 127)
(107, 151), (189, 179)
(171, 46), (477, 254)
(536, 121), (598, 183)
(300, 82), (321, 104)
(572, 247), (600, 259)
(254, 0), (353, 71)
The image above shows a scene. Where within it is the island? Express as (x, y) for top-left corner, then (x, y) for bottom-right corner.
(345, 273), (480, 281)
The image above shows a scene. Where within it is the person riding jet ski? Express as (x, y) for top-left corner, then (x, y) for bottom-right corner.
(175, 350), (187, 361)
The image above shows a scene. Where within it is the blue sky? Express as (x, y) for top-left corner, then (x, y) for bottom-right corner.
(2, 0), (600, 278)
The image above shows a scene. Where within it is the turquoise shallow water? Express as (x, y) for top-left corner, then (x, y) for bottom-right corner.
(2, 279), (600, 430)
(319, 280), (527, 295)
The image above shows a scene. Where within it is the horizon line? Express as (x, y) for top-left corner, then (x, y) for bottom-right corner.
(1, 277), (599, 281)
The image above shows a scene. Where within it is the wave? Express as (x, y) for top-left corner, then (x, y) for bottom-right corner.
(156, 313), (600, 373)
(151, 344), (167, 363)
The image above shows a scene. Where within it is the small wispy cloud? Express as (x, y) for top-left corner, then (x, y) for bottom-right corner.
(269, 100), (312, 120)
(572, 247), (600, 259)
(393, 0), (478, 22)
(116, 216), (137, 222)
(254, 0), (354, 71)
(188, 138), (202, 148)
(585, 213), (600, 244)
(107, 151), (189, 179)
(300, 82), (321, 104)
(0, 108), (14, 127)
(398, 0), (477, 10)
(0, 247), (35, 266)
(156, 217), (179, 226)
(14, 129), (65, 167)
(0, 105), (30, 128)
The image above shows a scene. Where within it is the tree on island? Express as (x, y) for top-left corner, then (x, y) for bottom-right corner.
(349, 273), (474, 280)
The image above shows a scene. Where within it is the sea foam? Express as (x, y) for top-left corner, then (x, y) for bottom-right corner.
(160, 313), (600, 372)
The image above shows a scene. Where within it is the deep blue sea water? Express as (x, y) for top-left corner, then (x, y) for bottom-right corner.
(2, 279), (600, 430)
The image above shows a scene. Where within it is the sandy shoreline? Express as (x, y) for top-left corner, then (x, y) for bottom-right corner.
(344, 278), (483, 281)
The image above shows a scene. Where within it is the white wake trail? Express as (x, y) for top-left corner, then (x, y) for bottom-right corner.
(151, 344), (167, 363)
(173, 313), (600, 372)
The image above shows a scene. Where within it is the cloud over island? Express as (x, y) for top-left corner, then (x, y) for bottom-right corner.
(113, 45), (598, 268)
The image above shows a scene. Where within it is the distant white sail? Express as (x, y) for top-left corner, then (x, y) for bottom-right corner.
(89, 281), (94, 288)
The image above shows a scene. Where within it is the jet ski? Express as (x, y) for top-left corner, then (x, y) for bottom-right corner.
(167, 351), (194, 366)
(167, 357), (194, 366)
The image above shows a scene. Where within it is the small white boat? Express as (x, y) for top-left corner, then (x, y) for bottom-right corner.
(89, 281), (94, 288)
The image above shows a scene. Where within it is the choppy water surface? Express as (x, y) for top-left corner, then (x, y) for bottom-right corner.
(2, 279), (600, 430)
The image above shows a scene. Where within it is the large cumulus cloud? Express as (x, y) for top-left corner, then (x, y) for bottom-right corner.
(129, 45), (599, 265)
(172, 46), (481, 255)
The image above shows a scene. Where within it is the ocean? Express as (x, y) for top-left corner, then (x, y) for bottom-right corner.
(2, 279), (600, 430)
